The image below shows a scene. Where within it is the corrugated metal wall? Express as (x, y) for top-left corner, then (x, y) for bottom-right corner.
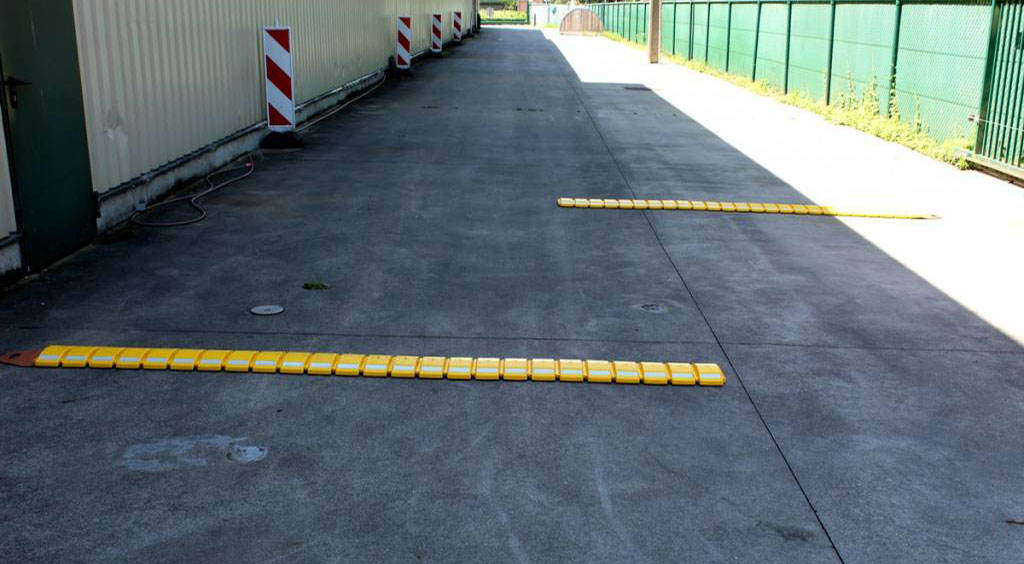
(0, 103), (15, 237)
(72, 0), (476, 195)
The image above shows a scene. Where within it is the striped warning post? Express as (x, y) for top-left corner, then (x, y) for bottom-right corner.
(262, 27), (295, 132)
(454, 11), (463, 42)
(6, 346), (727, 387)
(431, 13), (443, 53)
(396, 16), (412, 70)
(556, 198), (939, 220)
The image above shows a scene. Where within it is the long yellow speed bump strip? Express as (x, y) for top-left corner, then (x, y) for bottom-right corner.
(557, 198), (938, 220)
(4, 345), (726, 386)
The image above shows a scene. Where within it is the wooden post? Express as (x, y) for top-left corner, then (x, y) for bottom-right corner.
(649, 0), (663, 63)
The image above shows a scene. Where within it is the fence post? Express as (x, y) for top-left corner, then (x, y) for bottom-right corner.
(888, 0), (903, 117)
(690, 1), (695, 59)
(752, 0), (762, 81)
(705, 2), (711, 62)
(671, 2), (678, 55)
(825, 0), (837, 104)
(726, 1), (733, 72)
(784, 0), (793, 93)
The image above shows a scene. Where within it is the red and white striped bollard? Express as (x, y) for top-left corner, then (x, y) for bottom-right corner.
(454, 11), (463, 42)
(262, 26), (295, 132)
(396, 16), (412, 70)
(431, 13), (443, 54)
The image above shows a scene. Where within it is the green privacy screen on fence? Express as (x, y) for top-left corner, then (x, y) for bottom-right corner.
(589, 1), (1021, 170)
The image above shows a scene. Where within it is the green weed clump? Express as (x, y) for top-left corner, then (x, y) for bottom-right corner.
(602, 32), (972, 168)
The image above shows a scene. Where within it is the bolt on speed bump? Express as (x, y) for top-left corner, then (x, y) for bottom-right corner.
(3, 345), (728, 388)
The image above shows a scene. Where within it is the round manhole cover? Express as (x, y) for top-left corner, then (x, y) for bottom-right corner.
(250, 305), (285, 316)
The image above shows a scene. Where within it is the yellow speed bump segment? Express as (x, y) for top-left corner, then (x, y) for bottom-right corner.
(556, 198), (938, 220)
(390, 356), (419, 378)
(13, 345), (727, 389)
(88, 347), (124, 369)
(169, 349), (203, 371)
(418, 356), (446, 379)
(446, 357), (473, 380)
(501, 358), (529, 381)
(473, 357), (501, 380)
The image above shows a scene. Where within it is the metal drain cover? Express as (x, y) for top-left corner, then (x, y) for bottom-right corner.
(250, 305), (284, 316)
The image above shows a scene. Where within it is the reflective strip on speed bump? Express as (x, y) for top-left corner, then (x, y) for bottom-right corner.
(640, 362), (669, 385)
(142, 349), (177, 370)
(557, 198), (938, 219)
(18, 345), (727, 389)
(362, 355), (391, 377)
(696, 363), (727, 386)
(390, 356), (419, 378)
(115, 348), (149, 370)
(62, 346), (97, 368)
(335, 354), (365, 376)
(473, 358), (500, 380)
(280, 352), (311, 375)
(200, 350), (233, 371)
(35, 345), (72, 367)
(501, 358), (529, 381)
(586, 360), (613, 383)
(88, 347), (124, 369)
(253, 351), (284, 374)
(613, 361), (641, 384)
(556, 359), (583, 382)
(170, 349), (203, 371)
(446, 357), (472, 380)
(307, 353), (338, 376)
(668, 362), (697, 386)
(418, 356), (446, 379)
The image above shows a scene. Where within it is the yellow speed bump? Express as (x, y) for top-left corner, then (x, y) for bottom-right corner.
(280, 352), (312, 375)
(612, 361), (641, 384)
(501, 358), (529, 381)
(115, 348), (149, 370)
(390, 356), (419, 378)
(555, 359), (582, 382)
(585, 360), (613, 383)
(557, 198), (937, 220)
(473, 357), (501, 380)
(88, 347), (124, 369)
(16, 345), (726, 389)
(142, 348), (176, 370)
(418, 356), (446, 379)
(170, 349), (203, 371)
(35, 345), (71, 367)
(446, 357), (473, 380)
(307, 353), (338, 376)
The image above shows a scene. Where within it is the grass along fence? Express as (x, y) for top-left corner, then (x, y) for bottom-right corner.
(591, 1), (997, 168)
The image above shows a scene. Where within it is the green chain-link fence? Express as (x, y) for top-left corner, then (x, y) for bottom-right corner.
(590, 1), (1024, 171)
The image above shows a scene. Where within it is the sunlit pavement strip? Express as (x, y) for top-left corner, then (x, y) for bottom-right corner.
(7, 345), (727, 386)
(557, 198), (939, 220)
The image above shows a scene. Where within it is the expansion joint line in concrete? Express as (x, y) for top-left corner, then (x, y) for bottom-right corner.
(4, 346), (726, 387)
(554, 51), (847, 564)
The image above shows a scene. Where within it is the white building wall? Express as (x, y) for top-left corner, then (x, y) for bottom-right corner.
(72, 0), (476, 199)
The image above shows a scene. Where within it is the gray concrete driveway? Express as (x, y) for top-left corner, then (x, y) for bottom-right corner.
(1, 27), (1022, 563)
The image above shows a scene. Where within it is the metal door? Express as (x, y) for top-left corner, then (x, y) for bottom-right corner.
(0, 0), (95, 271)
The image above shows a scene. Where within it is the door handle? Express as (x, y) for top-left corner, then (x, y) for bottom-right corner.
(3, 76), (32, 109)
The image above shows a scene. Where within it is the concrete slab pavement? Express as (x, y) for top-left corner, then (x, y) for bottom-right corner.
(0, 26), (1021, 563)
